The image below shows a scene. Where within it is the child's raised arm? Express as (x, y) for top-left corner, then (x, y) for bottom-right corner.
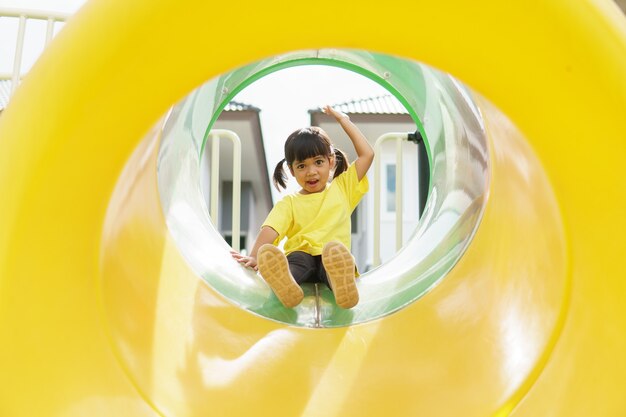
(230, 226), (278, 271)
(323, 105), (375, 181)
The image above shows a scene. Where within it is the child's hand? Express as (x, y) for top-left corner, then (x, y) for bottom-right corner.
(230, 250), (258, 271)
(322, 105), (349, 122)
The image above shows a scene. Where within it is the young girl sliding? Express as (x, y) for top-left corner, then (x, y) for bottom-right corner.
(231, 105), (374, 309)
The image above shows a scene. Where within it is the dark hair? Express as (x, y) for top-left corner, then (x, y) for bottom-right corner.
(272, 126), (348, 191)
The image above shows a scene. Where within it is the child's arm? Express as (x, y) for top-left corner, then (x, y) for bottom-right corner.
(230, 226), (279, 271)
(323, 105), (375, 181)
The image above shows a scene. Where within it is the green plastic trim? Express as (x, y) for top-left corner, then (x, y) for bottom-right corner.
(199, 53), (432, 191)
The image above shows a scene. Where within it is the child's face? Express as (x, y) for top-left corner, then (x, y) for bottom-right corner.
(289, 154), (335, 194)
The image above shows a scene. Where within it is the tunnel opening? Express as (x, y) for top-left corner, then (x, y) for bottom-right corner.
(156, 49), (490, 327)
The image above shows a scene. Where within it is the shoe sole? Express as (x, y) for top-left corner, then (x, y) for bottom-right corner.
(322, 242), (359, 309)
(257, 244), (304, 308)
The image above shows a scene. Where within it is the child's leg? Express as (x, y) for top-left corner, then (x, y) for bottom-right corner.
(286, 251), (320, 284)
(257, 244), (304, 308)
(322, 241), (359, 309)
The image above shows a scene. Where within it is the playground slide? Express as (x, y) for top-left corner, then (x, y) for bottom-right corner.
(1, 0), (625, 416)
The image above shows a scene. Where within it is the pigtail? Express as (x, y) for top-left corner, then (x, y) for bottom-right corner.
(332, 148), (349, 179)
(272, 158), (288, 191)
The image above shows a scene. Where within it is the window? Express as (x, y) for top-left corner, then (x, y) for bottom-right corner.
(386, 164), (396, 212)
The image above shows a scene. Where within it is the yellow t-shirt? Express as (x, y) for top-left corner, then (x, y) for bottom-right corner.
(262, 163), (369, 256)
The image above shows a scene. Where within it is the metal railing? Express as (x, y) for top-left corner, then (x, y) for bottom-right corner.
(0, 7), (68, 96)
(208, 129), (242, 252)
(373, 132), (412, 267)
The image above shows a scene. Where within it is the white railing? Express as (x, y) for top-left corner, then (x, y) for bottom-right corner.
(373, 132), (412, 267)
(208, 129), (242, 252)
(0, 8), (68, 95)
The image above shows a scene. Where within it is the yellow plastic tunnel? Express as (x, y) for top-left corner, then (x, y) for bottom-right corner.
(1, 0), (626, 416)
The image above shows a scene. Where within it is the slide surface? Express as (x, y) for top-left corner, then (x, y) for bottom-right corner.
(1, 0), (625, 416)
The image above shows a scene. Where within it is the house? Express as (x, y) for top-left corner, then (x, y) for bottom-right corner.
(309, 95), (426, 272)
(200, 101), (273, 254)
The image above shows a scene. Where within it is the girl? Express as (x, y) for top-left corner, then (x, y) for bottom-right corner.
(231, 105), (374, 309)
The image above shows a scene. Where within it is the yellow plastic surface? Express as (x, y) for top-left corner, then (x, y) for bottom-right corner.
(1, 0), (625, 416)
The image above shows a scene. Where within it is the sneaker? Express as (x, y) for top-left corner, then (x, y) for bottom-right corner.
(322, 241), (359, 309)
(257, 244), (304, 308)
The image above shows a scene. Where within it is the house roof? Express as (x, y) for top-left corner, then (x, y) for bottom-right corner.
(0, 80), (12, 111)
(309, 94), (408, 115)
